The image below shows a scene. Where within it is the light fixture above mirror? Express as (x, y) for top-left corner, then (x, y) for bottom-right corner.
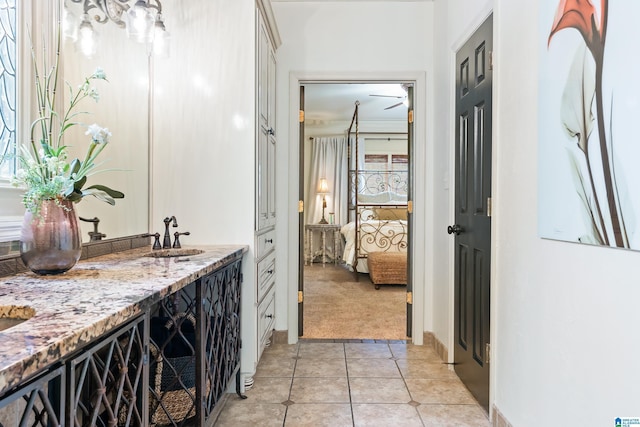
(64, 0), (169, 57)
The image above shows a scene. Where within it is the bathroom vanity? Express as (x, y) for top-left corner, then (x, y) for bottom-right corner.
(0, 245), (247, 426)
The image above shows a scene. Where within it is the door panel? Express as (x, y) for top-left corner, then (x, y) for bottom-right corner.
(452, 14), (492, 413)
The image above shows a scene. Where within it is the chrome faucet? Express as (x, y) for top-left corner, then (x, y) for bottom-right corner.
(163, 216), (178, 249)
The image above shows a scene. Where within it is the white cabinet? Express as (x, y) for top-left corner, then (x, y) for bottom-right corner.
(244, 0), (280, 390)
(256, 8), (277, 231)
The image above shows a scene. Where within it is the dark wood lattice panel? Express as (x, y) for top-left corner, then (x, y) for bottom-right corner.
(0, 366), (64, 427)
(200, 260), (242, 419)
(68, 315), (146, 427)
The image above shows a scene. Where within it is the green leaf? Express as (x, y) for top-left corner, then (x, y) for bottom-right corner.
(73, 175), (87, 192)
(85, 184), (124, 199)
(81, 188), (116, 205)
(69, 158), (81, 175)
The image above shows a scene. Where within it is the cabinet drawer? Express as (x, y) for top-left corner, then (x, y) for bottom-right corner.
(257, 289), (275, 359)
(257, 252), (276, 302)
(256, 229), (276, 259)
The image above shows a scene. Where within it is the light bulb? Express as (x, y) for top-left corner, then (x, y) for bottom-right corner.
(126, 0), (154, 43)
(152, 14), (170, 57)
(76, 15), (98, 58)
(62, 5), (79, 42)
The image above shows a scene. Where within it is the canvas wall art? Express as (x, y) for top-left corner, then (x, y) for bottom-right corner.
(539, 0), (640, 250)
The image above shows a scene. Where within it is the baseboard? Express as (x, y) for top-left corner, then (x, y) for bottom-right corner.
(424, 331), (448, 362)
(491, 405), (513, 427)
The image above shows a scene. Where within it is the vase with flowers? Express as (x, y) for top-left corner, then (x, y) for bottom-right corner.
(8, 29), (124, 275)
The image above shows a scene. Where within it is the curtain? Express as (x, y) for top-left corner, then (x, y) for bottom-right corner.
(307, 137), (348, 226)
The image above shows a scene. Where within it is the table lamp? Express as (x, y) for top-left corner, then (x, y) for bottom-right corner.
(318, 178), (329, 224)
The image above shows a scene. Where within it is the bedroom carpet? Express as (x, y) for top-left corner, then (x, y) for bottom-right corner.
(301, 263), (408, 340)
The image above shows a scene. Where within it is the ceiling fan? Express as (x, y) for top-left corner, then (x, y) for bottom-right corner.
(369, 85), (409, 110)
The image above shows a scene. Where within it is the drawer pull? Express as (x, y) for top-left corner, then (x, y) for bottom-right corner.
(266, 314), (273, 319)
(265, 238), (273, 244)
(267, 269), (274, 274)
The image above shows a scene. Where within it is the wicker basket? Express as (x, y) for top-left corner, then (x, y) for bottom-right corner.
(148, 313), (198, 426)
(367, 252), (407, 289)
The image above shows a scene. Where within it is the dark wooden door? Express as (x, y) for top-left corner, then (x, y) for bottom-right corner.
(406, 85), (414, 338)
(451, 14), (492, 412)
(298, 85), (305, 336)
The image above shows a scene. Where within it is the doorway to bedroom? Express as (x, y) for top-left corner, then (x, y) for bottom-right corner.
(297, 81), (414, 340)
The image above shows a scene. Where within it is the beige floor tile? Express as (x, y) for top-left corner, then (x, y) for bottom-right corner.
(345, 343), (392, 358)
(352, 403), (424, 427)
(298, 342), (345, 359)
(347, 358), (401, 378)
(263, 343), (300, 357)
(255, 353), (297, 377)
(405, 378), (477, 405)
(214, 401), (286, 426)
(349, 377), (411, 404)
(285, 403), (352, 426)
(390, 344), (443, 361)
(290, 377), (350, 403)
(242, 377), (293, 403)
(396, 359), (459, 379)
(295, 357), (347, 377)
(418, 404), (490, 426)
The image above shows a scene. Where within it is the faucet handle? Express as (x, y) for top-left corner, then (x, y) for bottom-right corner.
(143, 232), (162, 250)
(173, 231), (190, 249)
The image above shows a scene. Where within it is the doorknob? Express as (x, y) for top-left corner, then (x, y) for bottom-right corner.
(447, 224), (464, 235)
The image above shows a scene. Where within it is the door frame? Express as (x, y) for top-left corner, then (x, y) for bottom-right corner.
(447, 5), (495, 410)
(286, 71), (430, 345)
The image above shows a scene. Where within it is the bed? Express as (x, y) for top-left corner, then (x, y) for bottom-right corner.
(341, 186), (408, 274)
(341, 102), (409, 283)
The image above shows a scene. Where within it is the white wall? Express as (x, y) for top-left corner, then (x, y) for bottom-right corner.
(434, 0), (640, 424)
(272, 1), (435, 342)
(150, 0), (257, 377)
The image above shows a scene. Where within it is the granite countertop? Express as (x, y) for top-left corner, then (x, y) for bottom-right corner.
(0, 244), (248, 397)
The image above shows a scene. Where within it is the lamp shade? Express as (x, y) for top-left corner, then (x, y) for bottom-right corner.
(318, 178), (329, 194)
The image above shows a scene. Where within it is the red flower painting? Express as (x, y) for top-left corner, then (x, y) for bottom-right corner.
(547, 0), (629, 247)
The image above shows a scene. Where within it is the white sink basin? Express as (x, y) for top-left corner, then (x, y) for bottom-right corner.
(144, 248), (204, 258)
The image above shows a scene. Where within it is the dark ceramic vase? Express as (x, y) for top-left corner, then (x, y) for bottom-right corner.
(20, 199), (82, 275)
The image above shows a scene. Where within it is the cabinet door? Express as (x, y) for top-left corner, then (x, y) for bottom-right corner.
(257, 12), (269, 129)
(267, 135), (276, 226)
(257, 126), (269, 230)
(267, 44), (276, 132)
(0, 366), (65, 426)
(68, 315), (147, 427)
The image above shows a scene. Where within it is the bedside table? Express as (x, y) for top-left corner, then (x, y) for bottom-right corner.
(305, 223), (342, 266)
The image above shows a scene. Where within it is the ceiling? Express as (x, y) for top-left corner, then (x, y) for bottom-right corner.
(303, 83), (409, 124)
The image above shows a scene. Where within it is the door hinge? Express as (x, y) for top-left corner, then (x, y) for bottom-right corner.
(487, 197), (492, 217)
(485, 343), (491, 364)
(299, 110), (305, 123)
(407, 200), (413, 214)
(298, 291), (303, 303)
(489, 51), (493, 71)
(406, 291), (413, 305)
(408, 110), (414, 124)
(298, 200), (304, 213)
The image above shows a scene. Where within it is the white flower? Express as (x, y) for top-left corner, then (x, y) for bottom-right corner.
(88, 87), (100, 102)
(92, 67), (107, 80)
(85, 124), (111, 144)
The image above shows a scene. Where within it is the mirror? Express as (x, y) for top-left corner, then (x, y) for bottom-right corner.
(0, 1), (150, 257)
(62, 1), (150, 243)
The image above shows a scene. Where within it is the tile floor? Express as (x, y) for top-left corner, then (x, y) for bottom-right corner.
(214, 340), (490, 426)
